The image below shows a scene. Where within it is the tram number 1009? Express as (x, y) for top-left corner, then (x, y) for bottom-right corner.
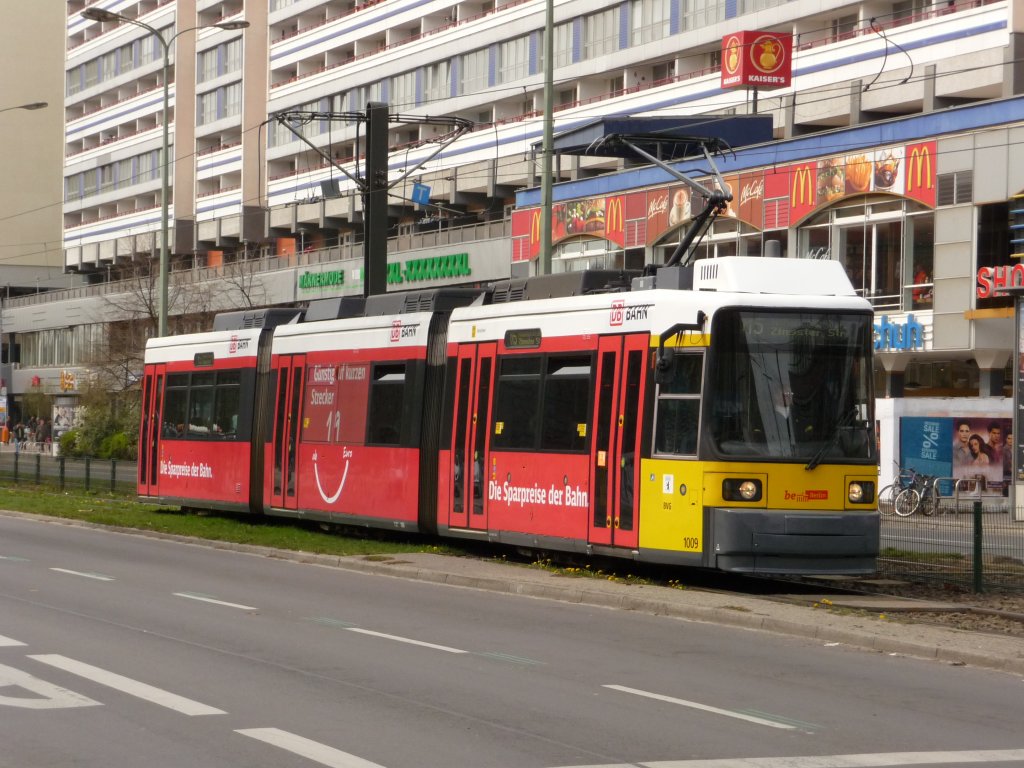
(683, 537), (700, 550)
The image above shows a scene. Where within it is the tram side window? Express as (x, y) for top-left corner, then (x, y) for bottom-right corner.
(188, 372), (216, 435)
(540, 355), (591, 452)
(163, 374), (189, 437)
(491, 357), (541, 450)
(213, 370), (240, 435)
(654, 352), (703, 456)
(160, 370), (243, 440)
(367, 363), (405, 445)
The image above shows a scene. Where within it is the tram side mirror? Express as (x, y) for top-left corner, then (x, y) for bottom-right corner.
(655, 347), (675, 385)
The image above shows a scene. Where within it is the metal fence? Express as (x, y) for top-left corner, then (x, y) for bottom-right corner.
(879, 495), (1024, 592)
(0, 451), (137, 495)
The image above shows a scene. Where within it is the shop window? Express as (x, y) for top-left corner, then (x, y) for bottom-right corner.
(977, 201), (1011, 310)
(908, 213), (934, 310)
(798, 198), (930, 311)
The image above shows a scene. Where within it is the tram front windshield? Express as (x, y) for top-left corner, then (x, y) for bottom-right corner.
(708, 309), (874, 462)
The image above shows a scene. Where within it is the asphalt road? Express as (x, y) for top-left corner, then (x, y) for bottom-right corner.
(0, 515), (1022, 768)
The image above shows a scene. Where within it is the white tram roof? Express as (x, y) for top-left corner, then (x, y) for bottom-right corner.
(271, 311), (436, 355)
(144, 327), (263, 365)
(449, 257), (869, 344)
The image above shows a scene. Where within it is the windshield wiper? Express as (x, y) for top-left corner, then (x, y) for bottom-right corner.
(805, 406), (857, 471)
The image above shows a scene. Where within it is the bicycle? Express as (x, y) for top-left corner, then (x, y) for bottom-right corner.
(878, 466), (917, 516)
(893, 471), (938, 517)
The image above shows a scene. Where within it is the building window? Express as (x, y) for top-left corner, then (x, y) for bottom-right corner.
(630, 0), (670, 46)
(423, 61), (450, 102)
(583, 8), (618, 59)
(498, 35), (529, 84)
(797, 198), (933, 311)
(937, 171), (973, 206)
(977, 201), (1011, 310)
(459, 48), (488, 95)
(197, 82), (242, 125)
(390, 71), (416, 108)
(679, 0), (725, 31)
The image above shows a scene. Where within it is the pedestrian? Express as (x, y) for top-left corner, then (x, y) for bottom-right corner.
(37, 418), (51, 454)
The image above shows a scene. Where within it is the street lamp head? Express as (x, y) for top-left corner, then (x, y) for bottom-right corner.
(214, 20), (250, 31)
(80, 8), (126, 23)
(20, 102), (47, 111)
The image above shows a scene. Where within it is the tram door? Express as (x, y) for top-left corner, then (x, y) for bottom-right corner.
(270, 355), (306, 510)
(138, 366), (165, 497)
(589, 335), (647, 548)
(448, 343), (495, 530)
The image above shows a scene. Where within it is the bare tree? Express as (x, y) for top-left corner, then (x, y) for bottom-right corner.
(91, 255), (271, 390)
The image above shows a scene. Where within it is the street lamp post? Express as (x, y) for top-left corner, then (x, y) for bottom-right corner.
(80, 9), (248, 337)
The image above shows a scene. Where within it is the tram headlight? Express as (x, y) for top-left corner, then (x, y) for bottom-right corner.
(848, 481), (874, 504)
(723, 478), (762, 502)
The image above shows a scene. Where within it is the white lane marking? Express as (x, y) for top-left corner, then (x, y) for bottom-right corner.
(554, 750), (1024, 767)
(0, 662), (100, 709)
(345, 627), (467, 654)
(603, 685), (795, 730)
(0, 555), (30, 562)
(173, 592), (258, 611)
(0, 634), (26, 647)
(29, 654), (225, 716)
(50, 567), (114, 582)
(238, 728), (387, 768)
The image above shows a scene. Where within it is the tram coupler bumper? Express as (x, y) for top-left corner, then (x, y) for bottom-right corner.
(708, 507), (880, 574)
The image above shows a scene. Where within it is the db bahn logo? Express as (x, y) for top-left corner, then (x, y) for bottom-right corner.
(609, 300), (651, 326)
(791, 165), (814, 207)
(389, 319), (419, 342)
(610, 300), (625, 326)
(907, 144), (933, 193)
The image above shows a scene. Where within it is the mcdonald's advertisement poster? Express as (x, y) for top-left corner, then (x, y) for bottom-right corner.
(721, 31), (793, 89)
(510, 140), (936, 262)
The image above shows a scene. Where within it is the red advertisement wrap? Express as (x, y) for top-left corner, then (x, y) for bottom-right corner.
(510, 137), (939, 261)
(721, 31), (793, 89)
(511, 208), (542, 262)
(789, 162), (817, 222)
(157, 441), (251, 502)
(484, 452), (592, 540)
(646, 188), (670, 245)
(904, 141), (937, 207)
(605, 195), (626, 246)
(302, 362), (369, 443)
(293, 443), (420, 522)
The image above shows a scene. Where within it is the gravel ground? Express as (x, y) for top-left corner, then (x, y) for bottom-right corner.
(855, 580), (1024, 637)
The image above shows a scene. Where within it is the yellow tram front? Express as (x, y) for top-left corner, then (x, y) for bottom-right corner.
(637, 263), (879, 574)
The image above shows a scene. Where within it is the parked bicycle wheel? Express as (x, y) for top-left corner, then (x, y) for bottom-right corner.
(877, 483), (899, 516)
(918, 484), (938, 516)
(894, 487), (921, 517)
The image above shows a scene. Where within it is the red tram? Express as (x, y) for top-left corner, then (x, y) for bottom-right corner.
(138, 257), (881, 574)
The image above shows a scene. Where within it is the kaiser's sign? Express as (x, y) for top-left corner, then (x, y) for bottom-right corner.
(721, 31), (793, 89)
